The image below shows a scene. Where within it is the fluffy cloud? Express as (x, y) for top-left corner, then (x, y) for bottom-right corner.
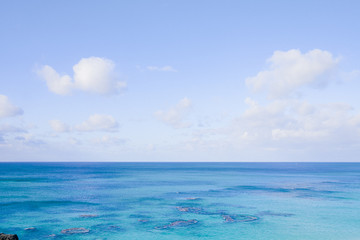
(220, 48), (360, 157)
(246, 49), (339, 99)
(75, 114), (119, 132)
(155, 97), (192, 128)
(49, 120), (70, 133)
(146, 66), (177, 72)
(0, 95), (23, 118)
(38, 57), (126, 95)
(37, 66), (73, 95)
(73, 57), (125, 94)
(188, 44), (360, 156)
(233, 98), (360, 145)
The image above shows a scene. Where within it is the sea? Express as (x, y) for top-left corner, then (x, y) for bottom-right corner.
(0, 162), (360, 240)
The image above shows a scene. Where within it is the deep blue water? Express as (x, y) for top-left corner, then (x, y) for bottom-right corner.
(0, 162), (360, 239)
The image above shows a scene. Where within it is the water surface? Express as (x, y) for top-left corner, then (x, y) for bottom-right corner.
(1, 162), (360, 239)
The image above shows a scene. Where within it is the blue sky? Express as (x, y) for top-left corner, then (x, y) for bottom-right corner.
(1, 0), (360, 161)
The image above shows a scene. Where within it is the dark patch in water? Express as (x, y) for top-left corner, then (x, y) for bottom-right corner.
(91, 223), (126, 233)
(175, 206), (216, 215)
(79, 214), (98, 218)
(296, 193), (349, 200)
(155, 219), (199, 229)
(123, 180), (214, 187)
(225, 185), (291, 192)
(222, 214), (258, 223)
(137, 197), (164, 202)
(61, 227), (90, 234)
(170, 184), (343, 201)
(226, 185), (339, 195)
(258, 211), (294, 217)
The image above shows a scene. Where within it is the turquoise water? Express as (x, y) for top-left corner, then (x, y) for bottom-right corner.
(1, 162), (360, 239)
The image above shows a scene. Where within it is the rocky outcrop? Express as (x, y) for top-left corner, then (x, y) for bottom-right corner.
(0, 233), (19, 240)
(155, 219), (198, 229)
(60, 228), (90, 234)
(222, 214), (258, 222)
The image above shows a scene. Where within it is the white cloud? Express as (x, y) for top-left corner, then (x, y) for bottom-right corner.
(73, 57), (125, 94)
(233, 98), (360, 145)
(155, 97), (192, 128)
(38, 57), (126, 95)
(37, 66), (73, 95)
(146, 66), (177, 72)
(49, 120), (70, 133)
(0, 95), (23, 118)
(246, 49), (339, 99)
(236, 49), (359, 146)
(75, 114), (119, 132)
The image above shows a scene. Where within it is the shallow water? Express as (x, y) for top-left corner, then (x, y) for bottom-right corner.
(1, 162), (360, 239)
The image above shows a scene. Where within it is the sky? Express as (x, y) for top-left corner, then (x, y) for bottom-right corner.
(1, 0), (360, 162)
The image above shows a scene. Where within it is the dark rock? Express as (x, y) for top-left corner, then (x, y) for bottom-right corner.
(0, 233), (19, 240)
(222, 214), (258, 223)
(155, 219), (198, 229)
(222, 214), (236, 222)
(60, 228), (90, 234)
(109, 225), (123, 229)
